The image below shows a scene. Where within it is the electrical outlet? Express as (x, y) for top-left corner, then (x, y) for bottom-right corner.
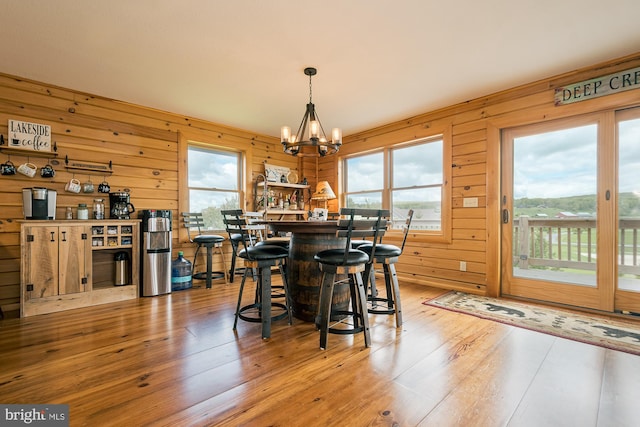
(459, 261), (467, 272)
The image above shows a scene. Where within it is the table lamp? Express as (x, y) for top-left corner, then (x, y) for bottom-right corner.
(311, 181), (336, 209)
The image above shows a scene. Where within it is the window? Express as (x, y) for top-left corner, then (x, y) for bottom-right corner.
(187, 145), (240, 229)
(391, 139), (443, 231)
(343, 134), (448, 236)
(344, 152), (384, 209)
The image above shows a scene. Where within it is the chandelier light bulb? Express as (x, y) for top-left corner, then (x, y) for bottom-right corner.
(281, 126), (291, 142)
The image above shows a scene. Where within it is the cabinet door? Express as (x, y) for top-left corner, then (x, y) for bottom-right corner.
(23, 226), (59, 301)
(58, 225), (89, 295)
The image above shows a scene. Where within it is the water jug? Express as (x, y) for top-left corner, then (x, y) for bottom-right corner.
(171, 251), (192, 291)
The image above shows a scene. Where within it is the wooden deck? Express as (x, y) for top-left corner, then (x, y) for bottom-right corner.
(1, 280), (639, 426)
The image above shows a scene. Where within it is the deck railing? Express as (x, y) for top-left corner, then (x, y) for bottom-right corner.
(513, 216), (640, 274)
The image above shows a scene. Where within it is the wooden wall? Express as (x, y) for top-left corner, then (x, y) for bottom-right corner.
(1, 51), (639, 313)
(319, 52), (640, 297)
(0, 75), (305, 312)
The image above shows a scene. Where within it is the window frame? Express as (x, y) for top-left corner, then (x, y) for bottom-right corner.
(185, 142), (245, 232)
(341, 130), (451, 243)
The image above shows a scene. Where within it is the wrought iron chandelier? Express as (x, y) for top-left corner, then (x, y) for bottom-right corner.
(281, 67), (342, 157)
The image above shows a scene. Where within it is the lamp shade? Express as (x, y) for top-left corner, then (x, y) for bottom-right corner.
(311, 181), (336, 200)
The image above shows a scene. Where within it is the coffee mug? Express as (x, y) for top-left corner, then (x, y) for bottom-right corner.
(98, 181), (110, 193)
(17, 162), (37, 178)
(40, 164), (55, 178)
(0, 160), (16, 175)
(65, 178), (82, 193)
(83, 179), (94, 193)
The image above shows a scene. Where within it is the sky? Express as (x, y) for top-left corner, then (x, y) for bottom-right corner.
(514, 117), (640, 200)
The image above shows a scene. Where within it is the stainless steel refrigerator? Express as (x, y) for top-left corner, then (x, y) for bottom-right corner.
(140, 209), (172, 296)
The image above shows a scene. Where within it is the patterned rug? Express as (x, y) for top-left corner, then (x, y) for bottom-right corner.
(424, 291), (640, 356)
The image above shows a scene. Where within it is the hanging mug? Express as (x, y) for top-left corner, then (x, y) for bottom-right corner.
(1, 160), (16, 175)
(83, 178), (94, 193)
(40, 163), (56, 178)
(17, 162), (37, 178)
(98, 180), (110, 193)
(65, 178), (82, 193)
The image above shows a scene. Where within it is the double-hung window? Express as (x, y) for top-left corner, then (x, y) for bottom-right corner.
(187, 145), (241, 230)
(343, 134), (450, 239)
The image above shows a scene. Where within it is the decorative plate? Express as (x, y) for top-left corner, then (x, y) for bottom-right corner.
(287, 171), (298, 184)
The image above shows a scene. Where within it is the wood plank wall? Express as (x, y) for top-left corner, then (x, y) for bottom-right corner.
(0, 75), (303, 310)
(318, 52), (640, 297)
(1, 51), (639, 312)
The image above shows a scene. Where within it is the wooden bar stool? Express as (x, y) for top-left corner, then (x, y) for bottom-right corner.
(313, 208), (388, 350)
(181, 212), (228, 288)
(358, 209), (413, 328)
(223, 209), (292, 340)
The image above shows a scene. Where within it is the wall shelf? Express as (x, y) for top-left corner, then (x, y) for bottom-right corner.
(64, 155), (113, 174)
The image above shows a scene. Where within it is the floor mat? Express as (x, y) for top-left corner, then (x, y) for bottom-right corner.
(424, 291), (640, 356)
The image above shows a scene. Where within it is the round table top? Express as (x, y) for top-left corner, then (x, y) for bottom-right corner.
(262, 220), (338, 234)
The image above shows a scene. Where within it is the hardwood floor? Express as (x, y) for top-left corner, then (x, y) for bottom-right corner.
(1, 280), (639, 426)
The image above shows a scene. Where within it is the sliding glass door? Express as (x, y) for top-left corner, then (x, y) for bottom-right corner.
(502, 107), (640, 313)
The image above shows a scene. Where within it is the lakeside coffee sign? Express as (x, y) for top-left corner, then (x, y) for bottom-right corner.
(555, 66), (640, 106)
(8, 119), (52, 152)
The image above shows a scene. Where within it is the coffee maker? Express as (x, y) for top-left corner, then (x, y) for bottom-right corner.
(109, 191), (135, 219)
(22, 188), (57, 220)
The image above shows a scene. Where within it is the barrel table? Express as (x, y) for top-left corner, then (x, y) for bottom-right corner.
(264, 220), (349, 322)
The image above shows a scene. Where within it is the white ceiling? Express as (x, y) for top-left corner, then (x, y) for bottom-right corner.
(1, 1), (639, 138)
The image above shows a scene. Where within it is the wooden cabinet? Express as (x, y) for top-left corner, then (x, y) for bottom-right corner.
(255, 179), (311, 220)
(20, 220), (140, 317)
(21, 224), (91, 302)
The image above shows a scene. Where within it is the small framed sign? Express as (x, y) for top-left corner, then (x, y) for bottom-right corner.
(8, 119), (52, 152)
(264, 163), (290, 182)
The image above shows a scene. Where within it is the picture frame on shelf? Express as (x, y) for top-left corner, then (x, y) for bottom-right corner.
(264, 163), (290, 182)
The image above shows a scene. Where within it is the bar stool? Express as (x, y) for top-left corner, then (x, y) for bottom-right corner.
(358, 209), (413, 328)
(222, 209), (292, 340)
(314, 208), (388, 350)
(181, 212), (228, 288)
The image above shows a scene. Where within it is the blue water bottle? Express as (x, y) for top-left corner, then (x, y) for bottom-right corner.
(171, 251), (192, 291)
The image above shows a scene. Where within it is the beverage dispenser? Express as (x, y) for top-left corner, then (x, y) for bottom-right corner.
(140, 209), (172, 296)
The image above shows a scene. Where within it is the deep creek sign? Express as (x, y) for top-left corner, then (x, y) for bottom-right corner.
(8, 119), (52, 152)
(554, 66), (640, 106)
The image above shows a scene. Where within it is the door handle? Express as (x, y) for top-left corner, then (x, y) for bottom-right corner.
(502, 209), (510, 224)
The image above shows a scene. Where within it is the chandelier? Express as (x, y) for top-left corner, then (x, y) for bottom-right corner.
(281, 67), (342, 157)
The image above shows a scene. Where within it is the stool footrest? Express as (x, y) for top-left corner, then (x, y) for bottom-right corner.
(193, 271), (226, 280)
(368, 296), (396, 315)
(326, 310), (365, 335)
(238, 302), (289, 323)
